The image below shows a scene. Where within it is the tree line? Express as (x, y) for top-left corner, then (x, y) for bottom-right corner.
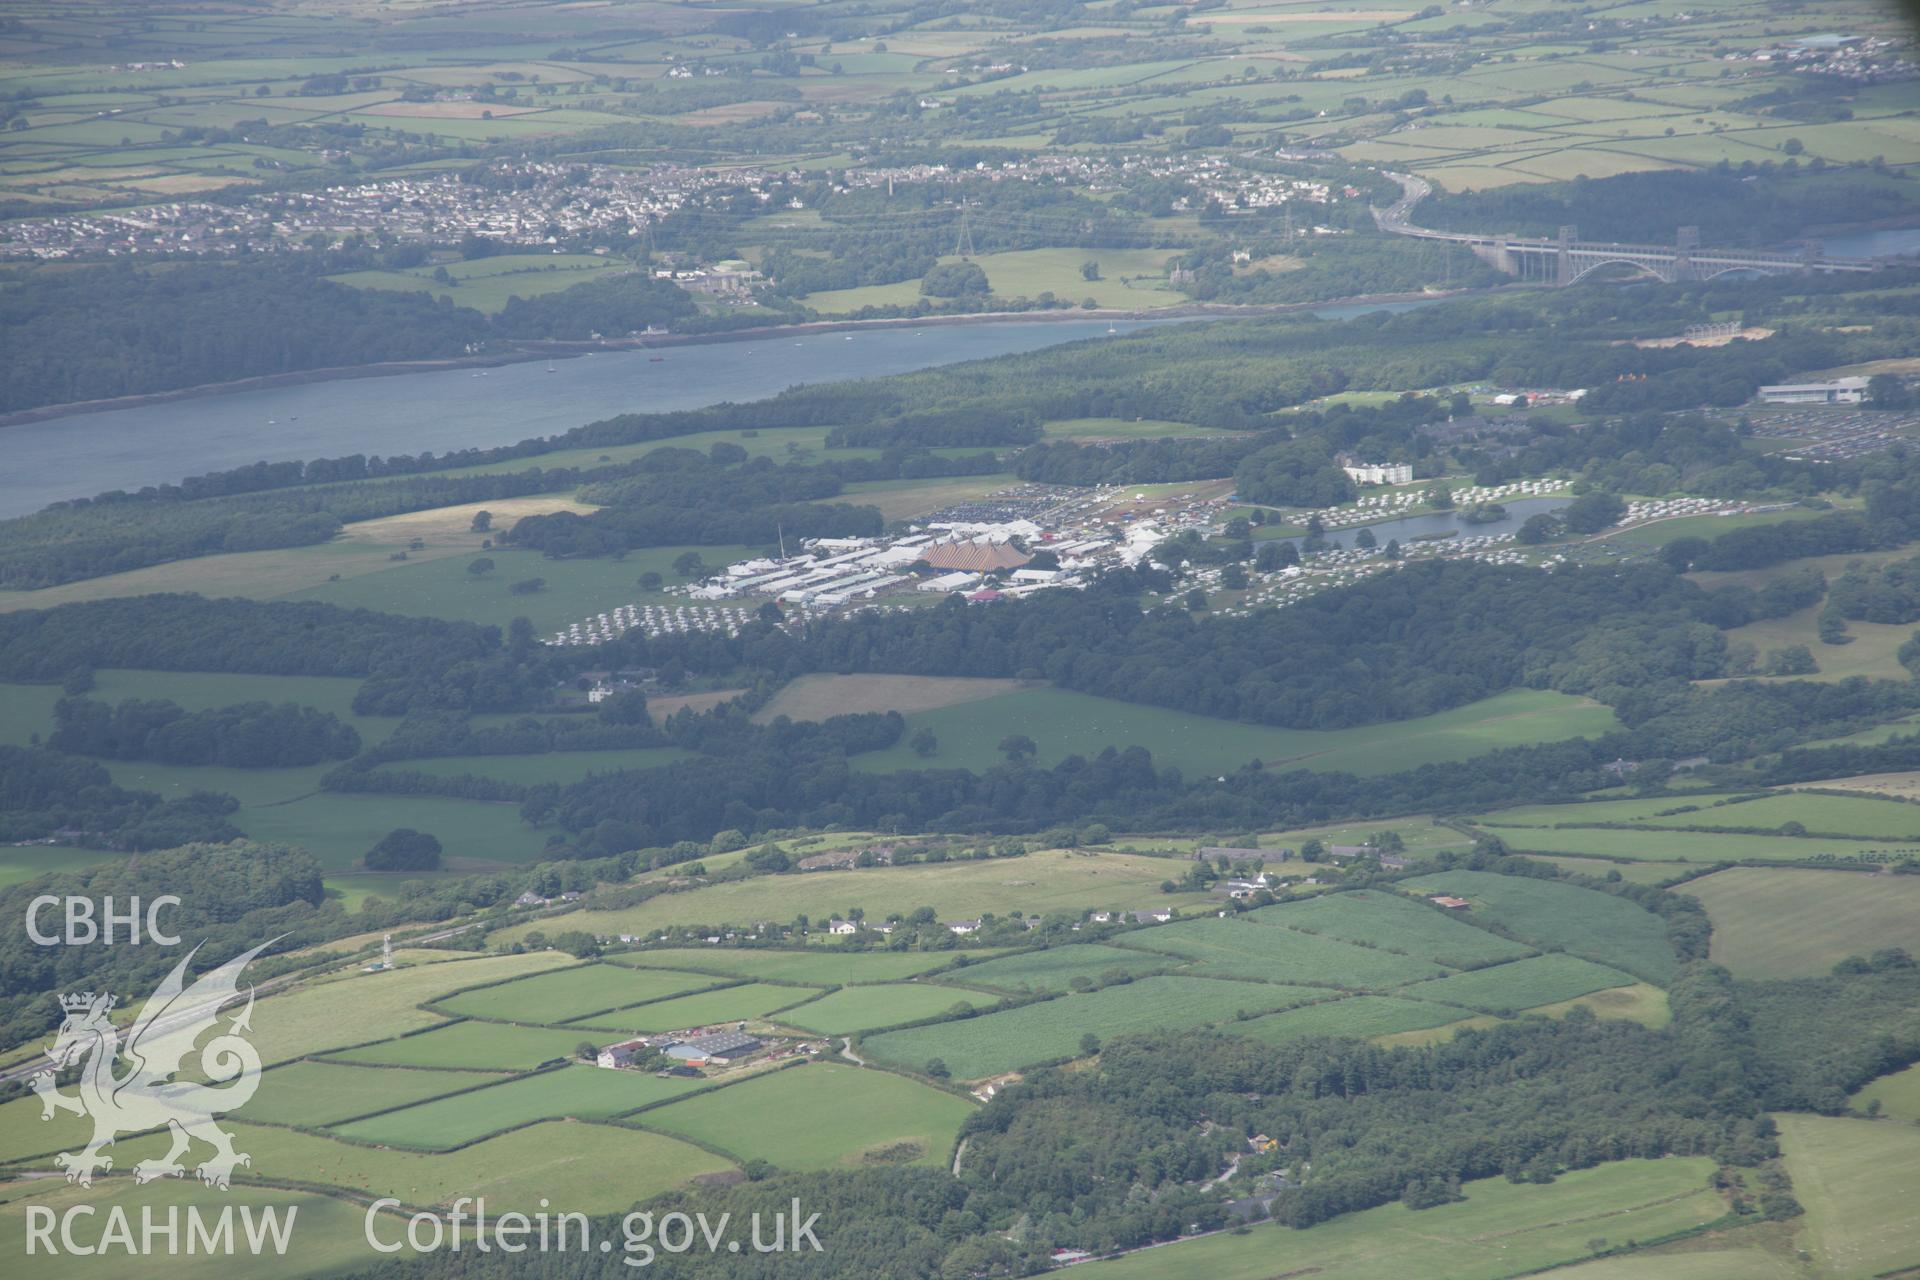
(49, 696), (360, 767)
(507, 453), (885, 557)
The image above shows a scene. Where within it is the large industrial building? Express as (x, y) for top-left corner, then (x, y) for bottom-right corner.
(1757, 377), (1870, 405)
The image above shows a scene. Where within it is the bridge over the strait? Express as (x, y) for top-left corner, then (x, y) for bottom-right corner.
(1374, 173), (1881, 286)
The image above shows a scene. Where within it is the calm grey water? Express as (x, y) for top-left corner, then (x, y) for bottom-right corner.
(1275, 496), (1573, 553)
(1820, 227), (1920, 258)
(0, 320), (1160, 518)
(0, 301), (1449, 520)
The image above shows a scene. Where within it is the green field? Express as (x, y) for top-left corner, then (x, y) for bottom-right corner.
(1260, 817), (1476, 858)
(0, 670), (384, 744)
(642, 1062), (974, 1170)
(432, 963), (718, 1023)
(241, 1061), (504, 1129)
(1516, 855), (1689, 885)
(1853, 1062), (1920, 1123)
(0, 845), (115, 890)
(1480, 824), (1920, 868)
(327, 254), (626, 313)
(1683, 866), (1920, 979)
(1796, 711), (1920, 752)
(0, 1092), (108, 1167)
(490, 851), (1214, 944)
(563, 982), (821, 1033)
(0, 496), (591, 618)
(0, 1180), (417, 1280)
(1398, 954), (1640, 1015)
(936, 944), (1174, 993)
(1043, 417), (1229, 441)
(1082, 1158), (1726, 1280)
(862, 976), (1324, 1080)
(1118, 916), (1448, 989)
(1398, 873), (1678, 983)
(802, 247), (1184, 314)
(330, 1065), (708, 1149)
(1635, 792), (1920, 839)
(1713, 607), (1918, 683)
(246, 953), (572, 1065)
(1529, 982), (1673, 1031)
(1479, 795), (1772, 827)
(236, 791), (554, 872)
(853, 687), (1620, 777)
(1233, 995), (1473, 1046)
(609, 947), (966, 985)
(1776, 1113), (1920, 1280)
(777, 983), (992, 1035)
(326, 1020), (589, 1070)
(282, 541), (764, 634)
(46, 1119), (731, 1214)
(1534, 1248), (1801, 1280)
(1246, 889), (1536, 967)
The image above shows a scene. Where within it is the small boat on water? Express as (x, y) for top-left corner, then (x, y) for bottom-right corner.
(649, 356), (664, 363)
(546, 360), (556, 373)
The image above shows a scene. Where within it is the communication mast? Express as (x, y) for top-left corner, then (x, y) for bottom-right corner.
(954, 201), (976, 259)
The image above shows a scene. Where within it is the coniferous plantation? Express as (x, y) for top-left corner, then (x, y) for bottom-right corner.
(6, 1), (1920, 1277)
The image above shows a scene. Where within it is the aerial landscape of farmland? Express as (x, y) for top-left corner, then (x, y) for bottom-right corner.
(3, 0), (1920, 1275)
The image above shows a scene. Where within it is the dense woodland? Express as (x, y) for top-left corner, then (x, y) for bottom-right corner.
(49, 696), (360, 767)
(18, 532), (1920, 854)
(0, 745), (243, 849)
(0, 842), (334, 1046)
(0, 257), (696, 415)
(508, 452), (885, 556)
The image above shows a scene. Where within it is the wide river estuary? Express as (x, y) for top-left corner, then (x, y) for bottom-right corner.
(0, 303), (1437, 519)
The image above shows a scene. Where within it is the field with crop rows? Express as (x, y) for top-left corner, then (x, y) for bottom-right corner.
(1398, 873), (1679, 982)
(1397, 954), (1640, 1016)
